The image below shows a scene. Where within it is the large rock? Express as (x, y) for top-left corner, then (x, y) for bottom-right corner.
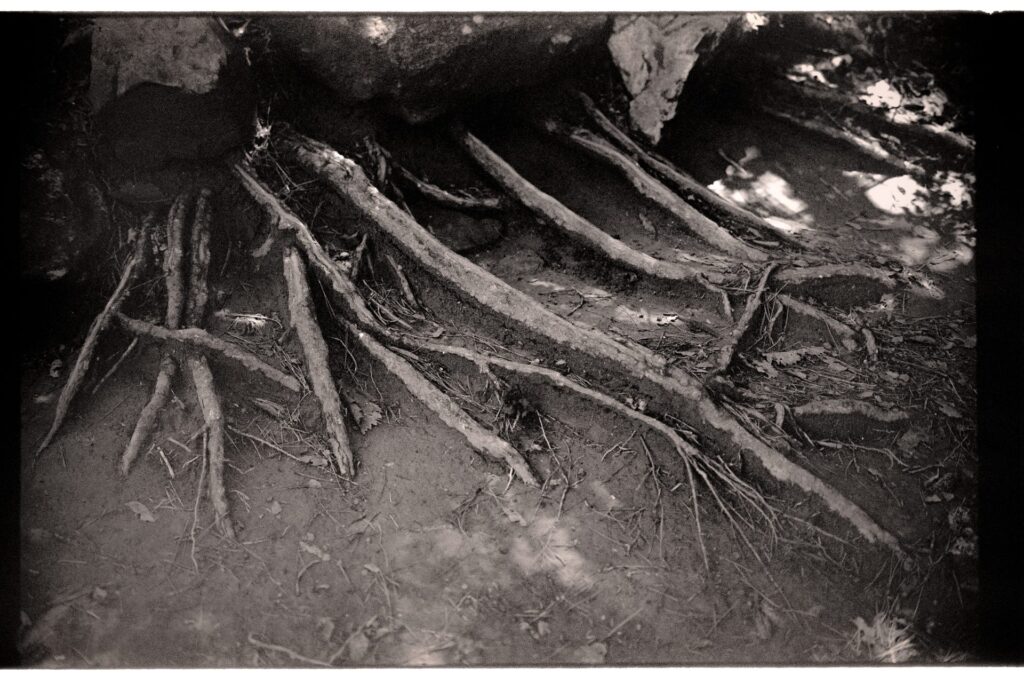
(260, 14), (610, 122)
(608, 14), (738, 144)
(90, 17), (254, 170)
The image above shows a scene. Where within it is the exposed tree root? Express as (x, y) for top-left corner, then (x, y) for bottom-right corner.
(573, 90), (804, 249)
(37, 217), (151, 457)
(775, 293), (859, 352)
(395, 164), (505, 212)
(275, 130), (904, 553)
(785, 82), (974, 156)
(235, 164), (539, 486)
(189, 358), (234, 540)
(717, 264), (777, 373)
(451, 125), (731, 297)
(764, 107), (925, 177)
(114, 314), (301, 393)
(122, 194), (190, 474)
(774, 263), (899, 308)
(282, 247), (355, 476)
(542, 118), (768, 262)
(384, 253), (420, 310)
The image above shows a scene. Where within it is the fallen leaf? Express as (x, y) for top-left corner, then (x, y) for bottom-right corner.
(126, 501), (155, 522)
(307, 479), (322, 489)
(936, 401), (962, 419)
(356, 401), (383, 434)
(49, 360), (63, 378)
(33, 394), (54, 404)
(268, 500), (282, 516)
(897, 429), (925, 454)
(300, 541), (331, 562)
(962, 335), (976, 349)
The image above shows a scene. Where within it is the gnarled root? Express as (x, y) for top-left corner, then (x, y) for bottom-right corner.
(395, 164), (505, 213)
(235, 164), (539, 486)
(37, 214), (151, 457)
(573, 90), (804, 249)
(273, 130), (904, 554)
(190, 358), (234, 540)
(541, 118), (768, 262)
(121, 194), (190, 474)
(282, 247), (355, 477)
(717, 263), (777, 374)
(451, 125), (730, 300)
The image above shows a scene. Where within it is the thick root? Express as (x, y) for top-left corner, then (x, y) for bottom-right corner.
(37, 220), (150, 456)
(120, 356), (177, 475)
(276, 130), (904, 553)
(776, 293), (858, 352)
(235, 166), (538, 485)
(115, 314), (301, 393)
(451, 125), (729, 294)
(282, 247), (356, 477)
(189, 357), (234, 540)
(764, 107), (925, 177)
(122, 195), (191, 472)
(544, 120), (768, 262)
(574, 91), (804, 249)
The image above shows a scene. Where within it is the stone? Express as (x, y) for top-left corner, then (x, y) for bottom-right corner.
(89, 17), (254, 169)
(260, 15), (610, 122)
(608, 14), (737, 144)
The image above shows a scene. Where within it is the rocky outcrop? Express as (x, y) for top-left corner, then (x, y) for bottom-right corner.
(259, 14), (610, 122)
(608, 14), (737, 144)
(90, 17), (254, 170)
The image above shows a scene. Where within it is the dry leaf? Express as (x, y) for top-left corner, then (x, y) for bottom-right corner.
(570, 641), (607, 664)
(357, 401), (383, 434)
(346, 631), (370, 662)
(300, 541), (331, 562)
(126, 501), (155, 522)
(936, 401), (962, 419)
(268, 500), (282, 516)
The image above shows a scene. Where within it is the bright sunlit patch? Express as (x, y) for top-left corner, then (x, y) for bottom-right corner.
(764, 216), (811, 235)
(787, 62), (832, 87)
(360, 16), (395, 45)
(711, 171), (811, 227)
(864, 175), (931, 215)
(859, 79), (903, 110)
(842, 170), (888, 190)
(937, 171), (974, 209)
(742, 13), (769, 31)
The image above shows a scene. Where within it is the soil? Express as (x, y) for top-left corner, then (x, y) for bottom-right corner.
(18, 23), (978, 667)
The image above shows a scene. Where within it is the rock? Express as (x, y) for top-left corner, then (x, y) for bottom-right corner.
(90, 17), (254, 169)
(608, 14), (737, 144)
(260, 15), (610, 122)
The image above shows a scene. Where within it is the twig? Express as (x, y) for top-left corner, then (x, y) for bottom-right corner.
(247, 634), (331, 667)
(90, 337), (138, 394)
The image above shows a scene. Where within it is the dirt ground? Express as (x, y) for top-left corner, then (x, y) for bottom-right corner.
(18, 27), (979, 666)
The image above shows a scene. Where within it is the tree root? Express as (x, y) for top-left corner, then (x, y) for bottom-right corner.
(37, 216), (151, 457)
(774, 263), (899, 308)
(395, 164), (505, 212)
(792, 399), (909, 443)
(235, 164), (539, 485)
(114, 315), (301, 393)
(775, 293), (859, 352)
(122, 194), (190, 474)
(275, 130), (904, 553)
(542, 118), (768, 262)
(189, 358), (234, 540)
(573, 90), (804, 249)
(717, 264), (777, 373)
(764, 107), (925, 177)
(451, 125), (730, 297)
(282, 247), (355, 476)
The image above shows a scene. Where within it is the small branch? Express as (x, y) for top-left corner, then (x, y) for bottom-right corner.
(395, 165), (504, 212)
(282, 247), (355, 476)
(349, 233), (369, 282)
(114, 314), (301, 393)
(37, 219), (150, 456)
(248, 634), (331, 667)
(384, 253), (420, 310)
(90, 337), (138, 395)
